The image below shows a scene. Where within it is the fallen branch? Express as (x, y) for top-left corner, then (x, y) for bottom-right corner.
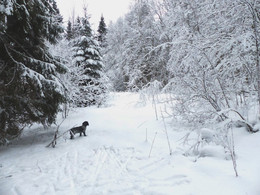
(46, 129), (70, 148)
(46, 119), (71, 148)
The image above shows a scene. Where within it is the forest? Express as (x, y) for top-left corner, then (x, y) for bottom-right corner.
(1, 0), (260, 143)
(0, 0), (260, 194)
(104, 0), (260, 133)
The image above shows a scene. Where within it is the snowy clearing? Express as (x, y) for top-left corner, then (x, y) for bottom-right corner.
(1, 93), (260, 195)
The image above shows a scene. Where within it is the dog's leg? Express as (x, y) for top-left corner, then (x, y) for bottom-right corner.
(83, 131), (86, 136)
(70, 130), (74, 139)
(80, 132), (82, 136)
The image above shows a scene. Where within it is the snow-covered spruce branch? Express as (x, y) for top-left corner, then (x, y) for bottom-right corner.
(4, 41), (65, 95)
(3, 32), (33, 57)
(4, 65), (16, 87)
(3, 42), (44, 80)
(9, 47), (57, 74)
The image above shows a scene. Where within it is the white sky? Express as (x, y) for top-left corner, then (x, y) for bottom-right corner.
(56, 0), (133, 29)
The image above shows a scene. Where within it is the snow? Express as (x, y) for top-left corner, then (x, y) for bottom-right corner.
(76, 50), (84, 55)
(75, 56), (85, 62)
(0, 2), (13, 15)
(1, 92), (260, 195)
(85, 48), (99, 56)
(86, 59), (99, 65)
(199, 128), (216, 143)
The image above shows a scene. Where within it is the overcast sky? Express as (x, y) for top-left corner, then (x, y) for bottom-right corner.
(56, 0), (133, 29)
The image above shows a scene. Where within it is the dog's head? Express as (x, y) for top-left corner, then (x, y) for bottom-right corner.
(82, 121), (89, 127)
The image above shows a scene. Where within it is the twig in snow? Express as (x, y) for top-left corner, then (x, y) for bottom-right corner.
(51, 118), (66, 148)
(46, 119), (77, 148)
(46, 128), (71, 148)
(36, 160), (42, 173)
(149, 132), (157, 158)
(230, 125), (238, 177)
(160, 107), (172, 155)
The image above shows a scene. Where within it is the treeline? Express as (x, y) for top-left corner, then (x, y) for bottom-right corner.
(0, 0), (259, 144)
(0, 0), (108, 144)
(104, 0), (260, 130)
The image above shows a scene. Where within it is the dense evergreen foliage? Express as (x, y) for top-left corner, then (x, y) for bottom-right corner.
(63, 9), (108, 107)
(65, 20), (73, 41)
(97, 15), (107, 47)
(0, 0), (66, 143)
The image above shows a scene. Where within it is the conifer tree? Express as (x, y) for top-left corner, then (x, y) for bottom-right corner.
(46, 0), (63, 43)
(72, 9), (107, 107)
(73, 16), (82, 39)
(0, 0), (66, 144)
(97, 15), (107, 47)
(66, 20), (73, 40)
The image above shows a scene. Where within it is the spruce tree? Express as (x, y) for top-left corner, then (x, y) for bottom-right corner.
(66, 20), (73, 40)
(97, 15), (107, 47)
(0, 0), (66, 144)
(72, 10), (107, 107)
(73, 16), (82, 39)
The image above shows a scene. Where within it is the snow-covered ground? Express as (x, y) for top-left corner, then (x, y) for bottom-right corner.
(1, 93), (260, 195)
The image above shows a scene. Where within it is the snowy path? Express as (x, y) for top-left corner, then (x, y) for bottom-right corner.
(1, 93), (260, 195)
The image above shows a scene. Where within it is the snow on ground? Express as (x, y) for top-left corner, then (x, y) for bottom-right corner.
(0, 92), (260, 195)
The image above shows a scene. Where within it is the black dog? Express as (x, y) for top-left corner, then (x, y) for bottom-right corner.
(69, 121), (89, 139)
